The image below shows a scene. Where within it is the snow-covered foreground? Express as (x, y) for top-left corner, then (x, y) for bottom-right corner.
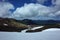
(0, 28), (60, 40)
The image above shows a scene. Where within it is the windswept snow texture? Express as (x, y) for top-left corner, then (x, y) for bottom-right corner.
(0, 28), (60, 40)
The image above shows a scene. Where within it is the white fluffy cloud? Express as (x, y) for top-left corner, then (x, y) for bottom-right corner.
(11, 3), (52, 20)
(52, 0), (60, 5)
(0, 2), (14, 18)
(10, 0), (60, 20)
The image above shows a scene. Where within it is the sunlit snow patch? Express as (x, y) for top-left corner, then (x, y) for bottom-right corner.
(31, 26), (44, 30)
(3, 23), (8, 26)
(43, 28), (60, 32)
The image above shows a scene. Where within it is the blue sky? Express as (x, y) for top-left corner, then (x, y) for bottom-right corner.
(7, 0), (52, 13)
(0, 0), (60, 20)
(9, 0), (36, 7)
(6, 0), (52, 8)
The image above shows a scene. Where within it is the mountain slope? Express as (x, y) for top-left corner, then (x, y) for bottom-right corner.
(0, 18), (28, 32)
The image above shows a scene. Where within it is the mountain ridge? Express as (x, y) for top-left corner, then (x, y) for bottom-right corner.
(0, 18), (60, 32)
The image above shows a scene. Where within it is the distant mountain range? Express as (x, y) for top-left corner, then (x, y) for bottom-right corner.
(20, 19), (60, 25)
(0, 17), (60, 25)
